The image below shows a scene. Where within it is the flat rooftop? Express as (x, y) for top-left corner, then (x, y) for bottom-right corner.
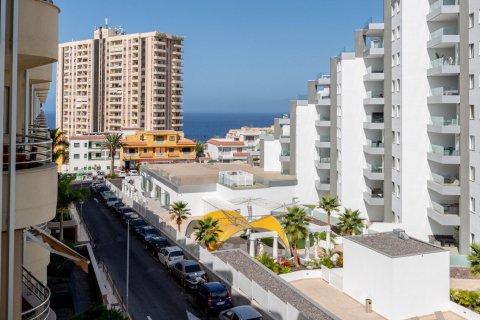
(143, 162), (296, 188)
(346, 231), (445, 258)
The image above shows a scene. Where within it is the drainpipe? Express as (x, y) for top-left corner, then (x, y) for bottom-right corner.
(0, 0), (6, 310)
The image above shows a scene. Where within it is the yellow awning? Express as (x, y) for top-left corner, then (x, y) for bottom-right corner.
(31, 226), (90, 273)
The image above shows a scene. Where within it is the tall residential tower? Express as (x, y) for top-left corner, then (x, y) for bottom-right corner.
(56, 26), (184, 137)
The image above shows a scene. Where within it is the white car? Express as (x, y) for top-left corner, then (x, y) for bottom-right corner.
(158, 246), (184, 268)
(128, 170), (139, 176)
(117, 170), (126, 177)
(106, 196), (118, 207)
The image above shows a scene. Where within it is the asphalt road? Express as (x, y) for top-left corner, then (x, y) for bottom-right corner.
(79, 191), (206, 320)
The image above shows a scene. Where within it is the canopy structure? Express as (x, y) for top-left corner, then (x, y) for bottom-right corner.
(199, 210), (291, 254)
(30, 226), (90, 273)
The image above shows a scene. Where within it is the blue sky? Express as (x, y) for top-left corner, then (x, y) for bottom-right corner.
(44, 0), (382, 115)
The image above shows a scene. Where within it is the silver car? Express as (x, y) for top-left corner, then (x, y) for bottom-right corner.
(158, 246), (184, 268)
(219, 306), (263, 320)
(170, 260), (207, 289)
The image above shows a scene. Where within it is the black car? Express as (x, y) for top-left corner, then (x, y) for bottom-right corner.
(111, 201), (125, 213)
(129, 218), (148, 234)
(145, 236), (170, 257)
(137, 226), (160, 244)
(196, 282), (232, 315)
(95, 185), (109, 195)
(116, 207), (134, 217)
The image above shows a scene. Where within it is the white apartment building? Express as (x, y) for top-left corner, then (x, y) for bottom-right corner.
(56, 25), (184, 137)
(206, 139), (249, 162)
(226, 126), (274, 151)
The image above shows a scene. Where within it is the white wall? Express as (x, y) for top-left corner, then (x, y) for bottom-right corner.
(262, 139), (282, 172)
(343, 238), (450, 320)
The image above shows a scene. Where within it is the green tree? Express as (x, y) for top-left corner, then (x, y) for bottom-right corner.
(193, 217), (222, 251)
(468, 243), (480, 276)
(318, 194), (340, 225)
(72, 305), (127, 320)
(337, 208), (365, 236)
(56, 174), (89, 240)
(195, 140), (205, 158)
(281, 206), (311, 267)
(49, 128), (69, 163)
(169, 201), (191, 232)
(104, 133), (125, 177)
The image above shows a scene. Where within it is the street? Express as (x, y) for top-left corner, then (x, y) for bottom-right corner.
(79, 191), (206, 320)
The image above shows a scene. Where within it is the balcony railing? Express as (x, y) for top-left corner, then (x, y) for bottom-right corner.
(431, 172), (460, 186)
(366, 90), (384, 98)
(281, 151), (290, 156)
(429, 57), (458, 68)
(318, 114), (331, 121)
(430, 26), (458, 40)
(429, 87), (459, 96)
(21, 267), (51, 320)
(366, 140), (384, 148)
(366, 114), (384, 123)
(429, 0), (458, 13)
(366, 164), (383, 173)
(318, 157), (330, 164)
(430, 116), (458, 126)
(366, 187), (384, 198)
(3, 135), (52, 171)
(431, 201), (459, 215)
(319, 136), (330, 142)
(430, 144), (459, 156)
(124, 152), (139, 157)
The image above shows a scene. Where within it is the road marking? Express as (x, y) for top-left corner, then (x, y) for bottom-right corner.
(186, 311), (201, 320)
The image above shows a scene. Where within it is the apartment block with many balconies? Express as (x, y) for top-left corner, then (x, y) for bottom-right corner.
(56, 25), (184, 137)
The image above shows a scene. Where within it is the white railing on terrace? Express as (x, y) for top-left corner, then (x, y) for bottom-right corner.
(429, 0), (458, 13)
(430, 144), (459, 156)
(21, 267), (51, 320)
(430, 26), (458, 40)
(432, 201), (459, 215)
(218, 171), (254, 188)
(431, 172), (459, 186)
(366, 164), (383, 173)
(430, 116), (458, 126)
(429, 87), (459, 96)
(365, 140), (384, 148)
(3, 135), (52, 171)
(429, 56), (458, 68)
(319, 136), (330, 142)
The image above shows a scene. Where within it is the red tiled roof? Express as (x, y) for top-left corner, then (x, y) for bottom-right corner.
(69, 135), (107, 141)
(207, 139), (245, 147)
(233, 152), (249, 157)
(178, 139), (195, 145)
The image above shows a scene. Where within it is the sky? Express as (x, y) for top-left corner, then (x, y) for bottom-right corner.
(44, 0), (383, 115)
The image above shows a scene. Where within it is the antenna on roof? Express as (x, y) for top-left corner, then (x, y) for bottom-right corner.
(105, 17), (108, 28)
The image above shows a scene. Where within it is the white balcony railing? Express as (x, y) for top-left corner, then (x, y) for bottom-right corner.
(429, 0), (458, 13)
(366, 164), (383, 173)
(431, 201), (459, 215)
(22, 267), (51, 320)
(4, 135), (52, 171)
(430, 144), (459, 156)
(365, 140), (384, 148)
(429, 87), (459, 97)
(431, 172), (459, 186)
(429, 57), (458, 68)
(430, 26), (458, 40)
(430, 116), (458, 126)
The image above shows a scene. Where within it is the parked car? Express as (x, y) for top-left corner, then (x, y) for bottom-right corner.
(95, 185), (109, 195)
(100, 190), (114, 201)
(123, 212), (140, 225)
(129, 218), (148, 234)
(196, 282), (232, 315)
(111, 201), (125, 212)
(116, 207), (134, 217)
(170, 260), (207, 290)
(84, 172), (93, 181)
(145, 236), (169, 256)
(158, 246), (184, 268)
(89, 182), (102, 192)
(219, 306), (263, 320)
(137, 226), (160, 243)
(128, 169), (139, 176)
(106, 196), (119, 207)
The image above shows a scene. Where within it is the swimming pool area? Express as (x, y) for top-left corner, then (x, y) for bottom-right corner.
(450, 255), (470, 267)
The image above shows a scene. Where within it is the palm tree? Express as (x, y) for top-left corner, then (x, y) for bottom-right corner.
(56, 174), (89, 240)
(169, 201), (191, 232)
(337, 208), (365, 236)
(468, 243), (480, 275)
(104, 133), (125, 177)
(194, 140), (205, 159)
(318, 194), (340, 225)
(49, 128), (69, 163)
(311, 231), (337, 259)
(281, 206), (311, 266)
(193, 217), (223, 251)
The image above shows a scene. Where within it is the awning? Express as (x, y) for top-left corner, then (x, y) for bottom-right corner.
(30, 226), (90, 273)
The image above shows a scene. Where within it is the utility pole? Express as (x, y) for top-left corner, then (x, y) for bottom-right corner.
(126, 219), (130, 315)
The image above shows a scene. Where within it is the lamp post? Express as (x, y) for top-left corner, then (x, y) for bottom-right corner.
(126, 219), (130, 315)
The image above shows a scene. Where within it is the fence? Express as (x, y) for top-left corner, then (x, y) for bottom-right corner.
(97, 258), (131, 319)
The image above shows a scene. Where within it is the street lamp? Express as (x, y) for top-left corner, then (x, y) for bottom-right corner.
(126, 219), (130, 315)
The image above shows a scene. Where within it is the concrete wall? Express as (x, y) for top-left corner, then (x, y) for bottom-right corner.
(262, 139), (282, 172)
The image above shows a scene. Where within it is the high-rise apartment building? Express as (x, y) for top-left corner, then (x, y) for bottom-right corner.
(56, 26), (184, 137)
(261, 0), (480, 255)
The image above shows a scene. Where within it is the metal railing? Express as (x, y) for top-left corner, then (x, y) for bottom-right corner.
(431, 201), (459, 215)
(430, 87), (459, 96)
(366, 140), (384, 148)
(366, 187), (384, 198)
(429, 0), (458, 12)
(430, 144), (459, 156)
(366, 90), (384, 98)
(4, 135), (52, 170)
(430, 26), (458, 40)
(366, 164), (383, 173)
(429, 56), (458, 68)
(430, 116), (458, 126)
(21, 267), (51, 320)
(431, 172), (459, 186)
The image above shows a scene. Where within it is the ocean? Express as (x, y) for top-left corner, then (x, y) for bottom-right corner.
(45, 111), (284, 141)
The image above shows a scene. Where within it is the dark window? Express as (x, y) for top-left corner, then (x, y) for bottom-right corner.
(185, 265), (201, 273)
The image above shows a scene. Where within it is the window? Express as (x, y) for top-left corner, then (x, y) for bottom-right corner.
(396, 52), (400, 65)
(395, 158), (400, 171)
(392, 156), (396, 169)
(397, 105), (401, 117)
(471, 105), (475, 120)
(169, 136), (175, 141)
(392, 105), (395, 117)
(84, 142), (87, 147)
(397, 79), (401, 92)
(392, 80), (396, 93)
(470, 74), (475, 89)
(471, 197), (476, 213)
(392, 182), (395, 195)
(392, 54), (395, 65)
(396, 26), (400, 39)
(396, 184), (401, 197)
(470, 43), (474, 58)
(471, 166), (476, 182)
(73, 167), (78, 171)
(84, 154), (87, 159)
(392, 29), (395, 42)
(74, 154), (80, 159)
(470, 13), (474, 28)
(74, 143), (80, 148)
(470, 135), (476, 150)
(396, 0), (400, 13)
(396, 131), (401, 144)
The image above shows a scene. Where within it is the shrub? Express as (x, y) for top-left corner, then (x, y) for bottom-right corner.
(255, 252), (291, 274)
(450, 289), (480, 310)
(279, 266), (291, 274)
(336, 253), (343, 267)
(319, 257), (335, 269)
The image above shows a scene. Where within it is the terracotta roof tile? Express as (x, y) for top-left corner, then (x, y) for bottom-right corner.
(207, 139), (245, 147)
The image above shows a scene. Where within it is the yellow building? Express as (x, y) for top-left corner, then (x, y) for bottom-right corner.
(121, 130), (196, 170)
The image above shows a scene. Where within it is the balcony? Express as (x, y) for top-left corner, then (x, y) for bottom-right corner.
(427, 87), (460, 104)
(363, 188), (384, 206)
(315, 136), (331, 148)
(363, 70), (384, 82)
(315, 158), (331, 170)
(22, 267), (51, 320)
(315, 115), (331, 127)
(363, 140), (384, 154)
(427, 173), (460, 195)
(2, 135), (57, 230)
(124, 152), (139, 157)
(17, 0), (60, 70)
(315, 179), (331, 191)
(279, 151), (290, 162)
(427, 57), (460, 76)
(427, 0), (459, 22)
(427, 116), (460, 134)
(279, 136), (290, 144)
(363, 165), (384, 180)
(316, 95), (331, 106)
(427, 144), (460, 164)
(427, 201), (460, 226)
(363, 39), (384, 58)
(363, 113), (384, 130)
(427, 27), (459, 49)
(363, 90), (384, 105)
